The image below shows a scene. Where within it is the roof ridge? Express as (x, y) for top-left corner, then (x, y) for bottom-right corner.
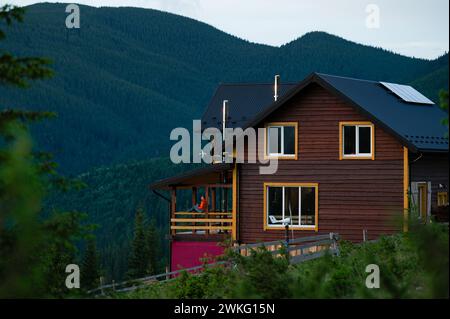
(316, 72), (379, 84)
(218, 82), (299, 86)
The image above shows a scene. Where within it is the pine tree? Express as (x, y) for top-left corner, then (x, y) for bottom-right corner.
(126, 208), (149, 279)
(146, 219), (160, 275)
(81, 237), (101, 291)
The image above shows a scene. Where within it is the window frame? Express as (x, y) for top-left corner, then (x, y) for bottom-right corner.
(263, 182), (319, 231)
(339, 121), (375, 160)
(264, 122), (298, 160)
(437, 191), (449, 207)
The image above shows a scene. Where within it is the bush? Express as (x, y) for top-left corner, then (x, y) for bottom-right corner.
(120, 223), (449, 299)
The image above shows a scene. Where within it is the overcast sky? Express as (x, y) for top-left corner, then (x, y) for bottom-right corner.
(9, 0), (449, 59)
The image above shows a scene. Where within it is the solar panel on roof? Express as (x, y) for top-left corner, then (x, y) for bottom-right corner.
(380, 82), (434, 104)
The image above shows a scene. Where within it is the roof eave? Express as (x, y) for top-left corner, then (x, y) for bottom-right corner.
(149, 163), (233, 189)
(415, 147), (449, 154)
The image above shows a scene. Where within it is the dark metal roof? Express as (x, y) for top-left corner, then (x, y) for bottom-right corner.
(202, 73), (448, 152)
(317, 73), (448, 152)
(149, 163), (233, 189)
(201, 83), (297, 130)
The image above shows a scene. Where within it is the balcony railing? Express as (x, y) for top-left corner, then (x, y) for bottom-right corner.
(171, 211), (233, 234)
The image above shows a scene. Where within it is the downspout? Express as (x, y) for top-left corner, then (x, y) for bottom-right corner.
(152, 189), (172, 272)
(233, 163), (240, 243)
(410, 151), (424, 193)
(408, 151), (423, 225)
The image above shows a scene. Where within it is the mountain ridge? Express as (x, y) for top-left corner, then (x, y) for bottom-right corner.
(0, 3), (448, 174)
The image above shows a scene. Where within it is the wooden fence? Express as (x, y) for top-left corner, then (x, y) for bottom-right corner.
(88, 233), (339, 295)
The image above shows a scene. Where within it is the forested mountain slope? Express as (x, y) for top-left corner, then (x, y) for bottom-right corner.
(1, 3), (447, 173)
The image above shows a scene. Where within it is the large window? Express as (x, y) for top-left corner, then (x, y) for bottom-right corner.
(264, 183), (318, 230)
(339, 122), (374, 159)
(265, 123), (298, 159)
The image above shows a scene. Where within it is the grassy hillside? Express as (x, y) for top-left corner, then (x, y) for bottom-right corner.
(0, 3), (447, 174)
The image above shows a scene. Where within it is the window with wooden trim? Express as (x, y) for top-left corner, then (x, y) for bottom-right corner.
(264, 183), (318, 230)
(437, 192), (449, 206)
(265, 122), (298, 159)
(339, 122), (374, 159)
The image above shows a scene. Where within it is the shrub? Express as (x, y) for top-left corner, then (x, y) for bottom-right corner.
(120, 223), (448, 299)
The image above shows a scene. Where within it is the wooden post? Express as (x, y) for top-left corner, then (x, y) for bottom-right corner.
(211, 187), (218, 232)
(99, 276), (104, 295)
(211, 188), (216, 212)
(192, 187), (198, 205)
(232, 164), (238, 241)
(205, 186), (209, 235)
(403, 147), (409, 232)
(171, 188), (176, 235)
(192, 187), (197, 234)
(224, 188), (228, 213)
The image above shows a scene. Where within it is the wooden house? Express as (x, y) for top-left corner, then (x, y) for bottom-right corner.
(150, 73), (449, 271)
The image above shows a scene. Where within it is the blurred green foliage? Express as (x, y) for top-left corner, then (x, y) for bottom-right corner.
(0, 4), (95, 298)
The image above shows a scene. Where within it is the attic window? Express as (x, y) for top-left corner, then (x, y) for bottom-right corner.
(339, 122), (374, 160)
(265, 122), (298, 159)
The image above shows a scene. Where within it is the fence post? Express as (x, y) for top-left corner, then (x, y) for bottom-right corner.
(99, 276), (105, 295)
(330, 232), (340, 256)
(363, 229), (368, 242)
(112, 280), (116, 292)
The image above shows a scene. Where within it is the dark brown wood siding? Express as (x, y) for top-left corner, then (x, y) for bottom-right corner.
(238, 83), (405, 243)
(410, 152), (449, 213)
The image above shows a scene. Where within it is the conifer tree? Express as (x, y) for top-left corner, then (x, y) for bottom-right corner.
(126, 208), (149, 279)
(81, 237), (101, 290)
(146, 219), (160, 275)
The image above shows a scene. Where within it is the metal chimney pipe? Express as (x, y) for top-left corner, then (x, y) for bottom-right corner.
(274, 75), (280, 101)
(222, 100), (229, 142)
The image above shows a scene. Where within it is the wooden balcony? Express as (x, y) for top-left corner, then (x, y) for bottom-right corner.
(150, 163), (237, 240)
(170, 182), (235, 239)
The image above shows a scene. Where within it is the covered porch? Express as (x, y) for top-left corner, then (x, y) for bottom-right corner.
(150, 163), (237, 241)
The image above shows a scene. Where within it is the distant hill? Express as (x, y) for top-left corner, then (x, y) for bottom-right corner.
(411, 54), (450, 99)
(1, 3), (448, 174)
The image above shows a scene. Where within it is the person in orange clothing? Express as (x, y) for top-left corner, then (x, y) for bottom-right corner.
(188, 195), (208, 212)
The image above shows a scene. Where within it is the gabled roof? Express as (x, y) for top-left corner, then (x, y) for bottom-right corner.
(201, 82), (297, 130)
(201, 73), (449, 152)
